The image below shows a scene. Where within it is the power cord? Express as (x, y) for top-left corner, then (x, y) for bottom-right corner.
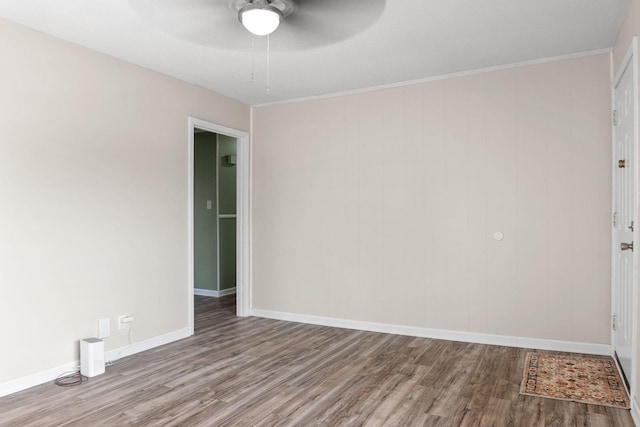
(106, 321), (134, 366)
(128, 321), (133, 346)
(54, 370), (88, 387)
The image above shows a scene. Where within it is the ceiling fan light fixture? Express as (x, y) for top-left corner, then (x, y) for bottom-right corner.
(239, 2), (283, 36)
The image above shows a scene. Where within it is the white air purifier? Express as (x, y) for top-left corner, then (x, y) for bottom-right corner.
(80, 338), (105, 377)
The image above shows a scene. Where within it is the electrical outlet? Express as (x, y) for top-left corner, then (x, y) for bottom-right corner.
(118, 315), (134, 329)
(98, 318), (110, 339)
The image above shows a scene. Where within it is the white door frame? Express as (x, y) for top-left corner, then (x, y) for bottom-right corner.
(611, 36), (639, 398)
(188, 117), (251, 335)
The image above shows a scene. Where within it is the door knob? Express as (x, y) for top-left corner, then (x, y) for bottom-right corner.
(621, 242), (634, 251)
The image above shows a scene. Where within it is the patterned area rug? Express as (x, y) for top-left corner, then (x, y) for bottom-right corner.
(520, 352), (630, 409)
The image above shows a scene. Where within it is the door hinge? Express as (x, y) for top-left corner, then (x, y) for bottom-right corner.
(613, 212), (619, 228)
(613, 313), (617, 331)
(613, 110), (619, 125)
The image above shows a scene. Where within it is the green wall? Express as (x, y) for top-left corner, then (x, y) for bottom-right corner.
(194, 132), (218, 291)
(218, 135), (237, 290)
(194, 132), (237, 293)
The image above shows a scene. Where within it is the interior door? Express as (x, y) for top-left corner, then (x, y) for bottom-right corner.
(613, 56), (637, 385)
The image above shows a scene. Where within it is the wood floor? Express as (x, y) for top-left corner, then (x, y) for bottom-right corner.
(0, 296), (634, 426)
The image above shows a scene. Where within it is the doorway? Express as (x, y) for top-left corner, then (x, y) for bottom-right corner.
(188, 117), (250, 335)
(612, 36), (638, 395)
(194, 130), (237, 298)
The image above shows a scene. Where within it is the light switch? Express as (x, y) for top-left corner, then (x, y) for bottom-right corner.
(207, 200), (212, 210)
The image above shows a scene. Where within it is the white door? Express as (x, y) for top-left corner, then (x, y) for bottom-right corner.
(613, 50), (637, 385)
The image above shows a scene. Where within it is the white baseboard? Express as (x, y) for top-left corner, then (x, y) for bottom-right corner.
(194, 288), (216, 297)
(250, 309), (611, 356)
(0, 327), (191, 398)
(195, 287), (236, 298)
(0, 360), (80, 398)
(217, 287), (236, 297)
(105, 326), (191, 363)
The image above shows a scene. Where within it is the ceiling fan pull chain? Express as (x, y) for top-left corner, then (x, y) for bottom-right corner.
(251, 35), (255, 84)
(266, 34), (271, 95)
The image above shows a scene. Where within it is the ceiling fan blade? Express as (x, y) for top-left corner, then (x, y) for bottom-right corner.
(273, 0), (385, 50)
(128, 0), (250, 50)
(293, 0), (385, 16)
(127, 0), (386, 51)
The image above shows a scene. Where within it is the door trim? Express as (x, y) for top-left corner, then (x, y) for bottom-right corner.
(188, 117), (251, 335)
(611, 36), (639, 399)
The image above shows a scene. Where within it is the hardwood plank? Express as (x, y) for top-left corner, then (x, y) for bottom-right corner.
(0, 295), (634, 426)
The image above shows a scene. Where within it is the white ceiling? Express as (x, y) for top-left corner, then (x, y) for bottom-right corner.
(0, 0), (630, 106)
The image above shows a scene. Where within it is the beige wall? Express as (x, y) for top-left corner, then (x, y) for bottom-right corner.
(252, 54), (611, 345)
(0, 18), (249, 383)
(613, 0), (640, 408)
(0, 7), (616, 391)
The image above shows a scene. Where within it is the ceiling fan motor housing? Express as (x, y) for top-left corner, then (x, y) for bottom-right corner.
(238, 0), (285, 36)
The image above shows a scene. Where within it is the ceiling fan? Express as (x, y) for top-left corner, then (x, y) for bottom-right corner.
(127, 0), (386, 51)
